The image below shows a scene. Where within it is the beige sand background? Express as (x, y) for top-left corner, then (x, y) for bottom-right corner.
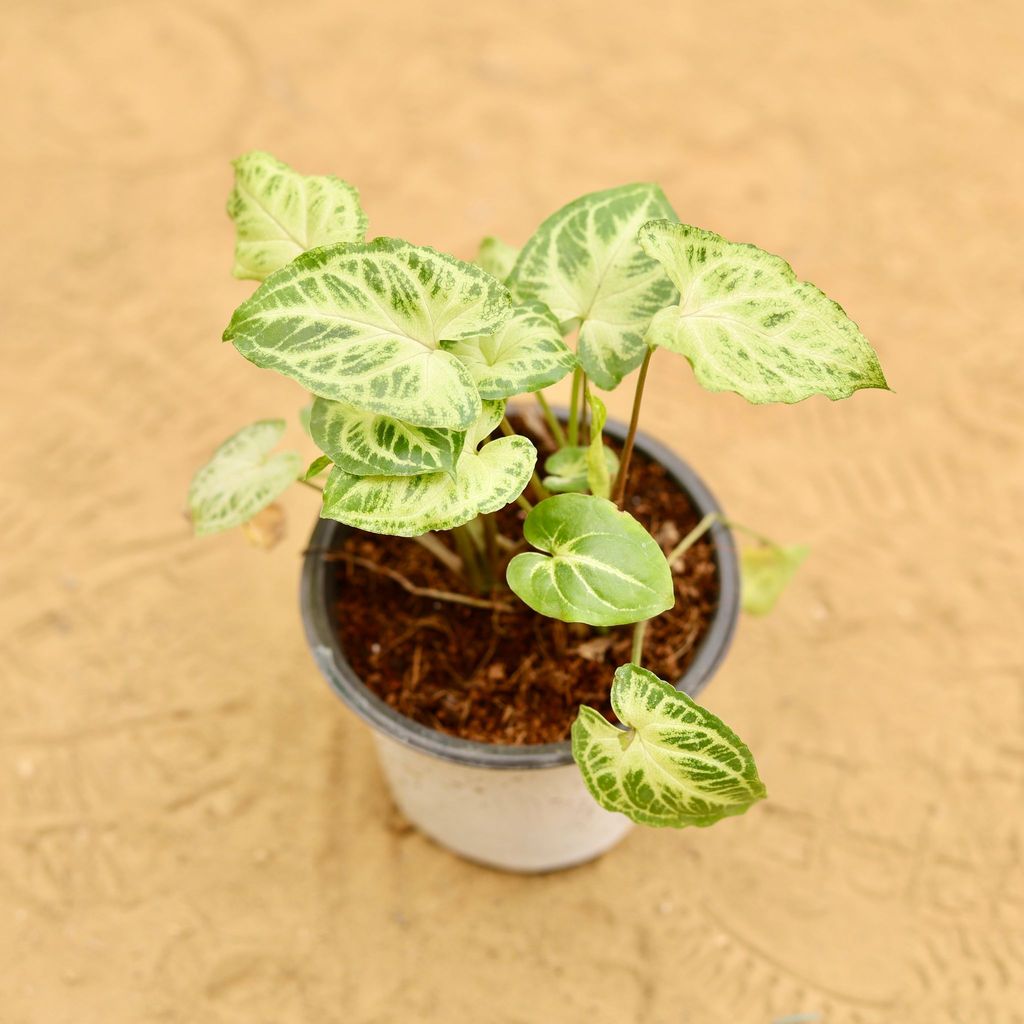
(2, 1), (1022, 1021)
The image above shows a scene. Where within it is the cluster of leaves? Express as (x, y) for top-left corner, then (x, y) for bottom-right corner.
(189, 151), (887, 830)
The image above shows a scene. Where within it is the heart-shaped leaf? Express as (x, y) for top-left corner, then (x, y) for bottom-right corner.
(227, 151), (367, 281)
(224, 238), (513, 429)
(508, 185), (679, 389)
(572, 664), (766, 828)
(188, 420), (302, 536)
(740, 543), (809, 614)
(321, 404), (534, 536)
(542, 445), (619, 494)
(585, 390), (611, 499)
(638, 220), (889, 404)
(446, 301), (575, 399)
(475, 236), (520, 282)
(309, 397), (464, 477)
(506, 494), (673, 626)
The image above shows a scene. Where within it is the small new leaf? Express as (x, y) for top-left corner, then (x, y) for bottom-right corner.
(303, 455), (332, 481)
(227, 150), (367, 281)
(188, 420), (302, 536)
(740, 544), (809, 614)
(506, 494), (673, 626)
(309, 397), (464, 477)
(585, 390), (610, 499)
(446, 301), (575, 399)
(224, 238), (512, 429)
(572, 664), (766, 828)
(638, 220), (889, 404)
(542, 445), (619, 494)
(508, 184), (679, 389)
(475, 236), (520, 282)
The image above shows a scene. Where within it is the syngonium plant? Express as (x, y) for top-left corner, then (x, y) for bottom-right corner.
(190, 151), (888, 829)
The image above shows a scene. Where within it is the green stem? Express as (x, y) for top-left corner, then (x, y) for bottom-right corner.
(482, 513), (501, 578)
(567, 368), (583, 446)
(515, 494), (534, 514)
(580, 378), (591, 446)
(298, 478), (323, 493)
(667, 512), (719, 565)
(631, 618), (648, 666)
(452, 524), (488, 593)
(611, 346), (654, 507)
(534, 390), (567, 447)
(410, 533), (463, 576)
(500, 417), (550, 501)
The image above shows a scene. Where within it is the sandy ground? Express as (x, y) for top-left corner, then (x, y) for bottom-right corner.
(1, 1), (1022, 1021)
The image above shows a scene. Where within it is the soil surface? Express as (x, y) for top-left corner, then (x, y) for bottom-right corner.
(327, 418), (718, 744)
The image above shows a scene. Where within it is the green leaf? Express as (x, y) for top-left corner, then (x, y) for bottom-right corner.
(224, 238), (513, 429)
(446, 301), (575, 399)
(188, 420), (302, 536)
(298, 402), (313, 437)
(585, 390), (610, 499)
(506, 493), (673, 626)
(508, 184), (679, 389)
(638, 220), (889, 404)
(475, 236), (520, 282)
(542, 445), (619, 494)
(572, 664), (766, 828)
(227, 150), (368, 281)
(309, 397), (464, 477)
(303, 454), (332, 480)
(321, 403), (534, 536)
(740, 543), (809, 614)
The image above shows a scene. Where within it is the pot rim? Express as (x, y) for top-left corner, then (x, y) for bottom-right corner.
(300, 415), (740, 770)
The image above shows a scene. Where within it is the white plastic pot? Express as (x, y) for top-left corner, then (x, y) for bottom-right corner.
(300, 421), (740, 873)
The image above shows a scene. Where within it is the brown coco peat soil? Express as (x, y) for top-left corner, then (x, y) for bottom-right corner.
(326, 415), (719, 745)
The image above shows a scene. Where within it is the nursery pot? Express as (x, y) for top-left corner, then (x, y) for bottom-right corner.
(300, 418), (740, 873)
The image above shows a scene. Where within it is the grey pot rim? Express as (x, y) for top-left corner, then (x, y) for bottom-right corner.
(300, 415), (740, 770)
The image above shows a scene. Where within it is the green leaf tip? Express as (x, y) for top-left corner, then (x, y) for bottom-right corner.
(638, 219), (889, 405)
(506, 493), (673, 626)
(475, 236), (520, 283)
(740, 543), (809, 614)
(572, 664), (766, 828)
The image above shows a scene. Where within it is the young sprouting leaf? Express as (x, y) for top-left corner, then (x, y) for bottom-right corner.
(638, 220), (889, 404)
(475, 236), (520, 282)
(740, 543), (809, 614)
(506, 494), (673, 626)
(227, 151), (368, 281)
(585, 390), (610, 499)
(303, 454), (332, 481)
(572, 664), (766, 828)
(508, 184), (679, 390)
(320, 403), (534, 536)
(188, 420), (302, 536)
(542, 445), (619, 494)
(309, 397), (465, 477)
(446, 301), (575, 399)
(224, 238), (513, 429)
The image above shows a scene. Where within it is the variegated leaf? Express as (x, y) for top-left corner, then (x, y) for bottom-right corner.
(227, 150), (367, 281)
(224, 238), (512, 429)
(638, 220), (889, 404)
(446, 301), (575, 399)
(508, 185), (679, 389)
(585, 390), (611, 499)
(572, 664), (766, 828)
(309, 397), (464, 477)
(475, 236), (520, 282)
(506, 493), (673, 626)
(542, 444), (619, 494)
(188, 420), (302, 536)
(320, 403), (533, 536)
(741, 543), (809, 614)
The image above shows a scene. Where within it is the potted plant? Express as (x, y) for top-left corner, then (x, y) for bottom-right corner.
(189, 151), (888, 872)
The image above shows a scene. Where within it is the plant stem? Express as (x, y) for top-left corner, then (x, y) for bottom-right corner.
(667, 512), (719, 565)
(611, 346), (654, 507)
(567, 367), (583, 445)
(500, 417), (550, 501)
(631, 618), (648, 666)
(411, 533), (463, 576)
(580, 379), (591, 446)
(452, 524), (488, 593)
(298, 478), (323, 493)
(515, 494), (534, 514)
(534, 390), (567, 447)
(482, 512), (500, 578)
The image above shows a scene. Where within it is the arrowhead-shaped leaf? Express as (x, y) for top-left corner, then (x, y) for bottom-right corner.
(585, 390), (611, 499)
(309, 397), (464, 477)
(188, 420), (302, 536)
(227, 151), (368, 281)
(224, 238), (513, 429)
(320, 403), (534, 536)
(506, 493), (673, 626)
(446, 301), (575, 399)
(508, 185), (679, 389)
(638, 220), (889, 404)
(475, 236), (520, 282)
(572, 664), (766, 828)
(542, 445), (619, 494)
(740, 543), (809, 614)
